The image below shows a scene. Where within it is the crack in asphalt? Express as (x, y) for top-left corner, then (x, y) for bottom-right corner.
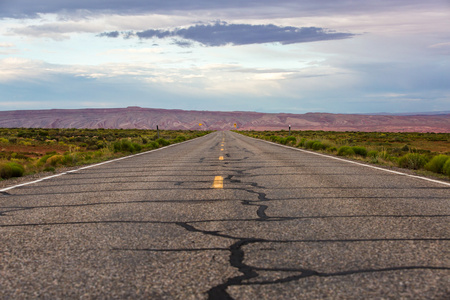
(174, 149), (448, 299)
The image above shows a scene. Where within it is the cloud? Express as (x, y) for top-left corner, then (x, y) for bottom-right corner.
(0, 0), (445, 19)
(0, 43), (15, 48)
(9, 20), (107, 40)
(98, 31), (119, 38)
(103, 22), (354, 46)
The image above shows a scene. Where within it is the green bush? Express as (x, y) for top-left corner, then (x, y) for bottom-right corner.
(311, 141), (325, 150)
(398, 153), (427, 170)
(174, 135), (186, 143)
(62, 154), (77, 166)
(352, 146), (368, 157)
(443, 159), (450, 176)
(132, 143), (142, 152)
(47, 154), (64, 166)
(146, 141), (159, 149)
(297, 138), (306, 148)
(285, 136), (296, 146)
(269, 135), (279, 143)
(156, 138), (170, 147)
(0, 162), (25, 179)
(305, 140), (318, 149)
(322, 141), (334, 150)
(337, 146), (355, 157)
(367, 150), (378, 158)
(113, 140), (142, 153)
(37, 153), (55, 166)
(424, 155), (449, 174)
(43, 167), (55, 172)
(328, 146), (337, 153)
(278, 137), (287, 145)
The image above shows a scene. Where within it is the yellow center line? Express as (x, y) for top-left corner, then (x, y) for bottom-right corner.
(219, 156), (224, 160)
(221, 148), (224, 151)
(212, 176), (223, 189)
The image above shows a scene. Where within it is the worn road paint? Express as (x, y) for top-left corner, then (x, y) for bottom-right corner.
(219, 156), (224, 160)
(212, 176), (223, 189)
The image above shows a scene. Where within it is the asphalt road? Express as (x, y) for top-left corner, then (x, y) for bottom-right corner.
(1, 131), (449, 299)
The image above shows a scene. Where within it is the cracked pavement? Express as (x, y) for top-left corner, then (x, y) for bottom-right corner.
(0, 131), (449, 299)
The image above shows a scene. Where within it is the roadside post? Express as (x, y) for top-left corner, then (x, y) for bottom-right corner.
(157, 125), (159, 139)
(289, 125), (291, 135)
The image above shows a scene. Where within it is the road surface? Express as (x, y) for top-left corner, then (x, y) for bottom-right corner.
(1, 131), (449, 299)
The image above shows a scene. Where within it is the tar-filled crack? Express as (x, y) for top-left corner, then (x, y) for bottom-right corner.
(172, 150), (449, 299)
(175, 218), (450, 299)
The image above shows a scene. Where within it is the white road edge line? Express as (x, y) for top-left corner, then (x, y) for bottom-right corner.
(239, 133), (450, 187)
(0, 133), (212, 193)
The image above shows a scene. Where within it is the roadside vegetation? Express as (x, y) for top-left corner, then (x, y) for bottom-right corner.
(236, 130), (450, 179)
(0, 128), (211, 181)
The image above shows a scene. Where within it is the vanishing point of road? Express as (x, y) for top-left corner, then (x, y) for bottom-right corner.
(1, 131), (449, 299)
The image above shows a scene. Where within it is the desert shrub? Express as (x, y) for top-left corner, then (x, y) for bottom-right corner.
(378, 150), (391, 160)
(285, 136), (296, 146)
(0, 137), (9, 144)
(113, 140), (139, 153)
(62, 154), (77, 166)
(311, 141), (325, 150)
(398, 153), (427, 170)
(0, 162), (25, 179)
(443, 159), (450, 176)
(277, 137), (287, 145)
(337, 146), (355, 157)
(322, 141), (334, 150)
(46, 155), (64, 166)
(146, 141), (159, 150)
(424, 155), (449, 174)
(37, 153), (55, 166)
(305, 140), (318, 149)
(156, 138), (170, 147)
(132, 143), (142, 152)
(174, 135), (186, 143)
(120, 140), (134, 152)
(352, 146), (368, 157)
(43, 167), (55, 172)
(367, 150), (378, 158)
(96, 141), (106, 149)
(93, 150), (103, 158)
(297, 138), (307, 148)
(269, 135), (279, 143)
(327, 146), (337, 153)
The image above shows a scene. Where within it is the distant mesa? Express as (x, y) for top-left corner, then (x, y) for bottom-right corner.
(0, 107), (448, 133)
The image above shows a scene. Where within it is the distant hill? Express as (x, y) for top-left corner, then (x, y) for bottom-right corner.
(0, 107), (449, 133)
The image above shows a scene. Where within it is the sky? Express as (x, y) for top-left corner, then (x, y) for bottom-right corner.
(0, 0), (449, 114)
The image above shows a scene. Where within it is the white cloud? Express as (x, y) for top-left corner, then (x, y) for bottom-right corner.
(0, 43), (15, 47)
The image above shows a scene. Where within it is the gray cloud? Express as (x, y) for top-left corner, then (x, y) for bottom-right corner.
(98, 31), (120, 38)
(102, 22), (354, 46)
